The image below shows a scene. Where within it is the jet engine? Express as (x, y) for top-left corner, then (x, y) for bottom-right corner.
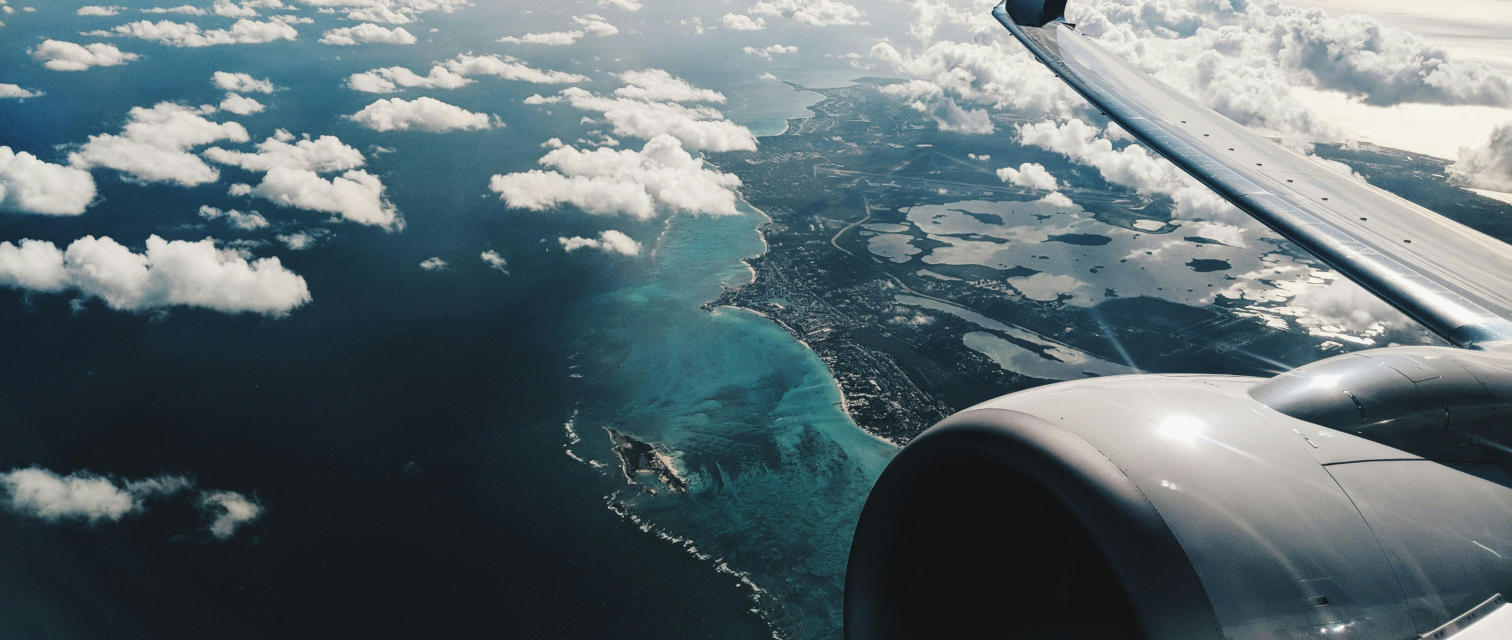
(845, 347), (1512, 639)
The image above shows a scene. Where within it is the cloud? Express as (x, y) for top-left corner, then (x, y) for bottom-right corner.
(418, 256), (448, 270)
(743, 44), (796, 60)
(0, 147), (98, 216)
(70, 102), (249, 186)
(346, 53), (586, 93)
(498, 31), (582, 46)
(142, 5), (208, 15)
(239, 168), (401, 229)
(198, 205), (269, 230)
(90, 18), (299, 47)
(0, 235), (311, 316)
(218, 92), (265, 115)
(870, 39), (1083, 116)
(0, 467), (190, 525)
(721, 13), (765, 31)
(77, 5), (125, 16)
(212, 71), (275, 94)
(204, 129), (366, 173)
(211, 0), (262, 18)
(598, 0), (640, 10)
(196, 491), (262, 540)
(1449, 121), (1512, 191)
(556, 88), (755, 151)
(614, 69), (724, 103)
(294, 0), (468, 24)
(996, 162), (1058, 191)
(880, 79), (993, 134)
(276, 229), (327, 250)
(480, 249), (508, 273)
(1017, 118), (1241, 222)
(490, 135), (741, 219)
(348, 96), (496, 132)
(558, 230), (640, 256)
(572, 14), (618, 36)
(747, 0), (862, 26)
(29, 40), (138, 71)
(319, 23), (416, 45)
(0, 84), (42, 99)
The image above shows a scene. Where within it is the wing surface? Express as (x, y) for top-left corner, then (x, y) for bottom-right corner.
(994, 1), (1512, 350)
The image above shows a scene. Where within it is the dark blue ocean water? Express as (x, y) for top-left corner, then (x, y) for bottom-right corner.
(0, 1), (909, 638)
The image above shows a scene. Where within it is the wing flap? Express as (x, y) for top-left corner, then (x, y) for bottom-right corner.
(994, 3), (1512, 350)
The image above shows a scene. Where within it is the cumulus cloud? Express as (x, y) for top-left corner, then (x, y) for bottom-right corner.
(0, 467), (263, 539)
(346, 53), (586, 93)
(319, 23), (416, 45)
(598, 0), (640, 10)
(239, 168), (400, 228)
(881, 79), (993, 134)
(996, 162), (1058, 191)
(1450, 121), (1512, 191)
(142, 5), (208, 15)
(747, 0), (862, 26)
(870, 39), (1082, 116)
(498, 31), (582, 46)
(198, 205), (269, 230)
(29, 40), (138, 71)
(721, 13), (765, 31)
(572, 14), (618, 36)
(276, 229), (327, 250)
(0, 235), (310, 316)
(0, 84), (42, 99)
(558, 230), (640, 256)
(1017, 118), (1241, 221)
(213, 71), (275, 94)
(555, 87), (755, 151)
(418, 256), (448, 270)
(348, 96), (496, 132)
(204, 129), (365, 173)
(298, 0), (467, 24)
(480, 249), (508, 273)
(70, 102), (249, 186)
(489, 134), (742, 219)
(743, 44), (796, 60)
(0, 147), (97, 216)
(89, 18), (299, 47)
(197, 490), (262, 540)
(218, 92), (265, 115)
(77, 5), (125, 16)
(614, 69), (724, 103)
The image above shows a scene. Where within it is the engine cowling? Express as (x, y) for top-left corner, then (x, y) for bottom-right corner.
(845, 357), (1512, 639)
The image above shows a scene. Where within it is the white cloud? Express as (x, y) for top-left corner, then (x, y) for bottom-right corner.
(77, 5), (125, 16)
(348, 96), (496, 132)
(870, 39), (1083, 116)
(346, 53), (585, 93)
(559, 230), (640, 256)
(1450, 121), (1512, 191)
(557, 87), (755, 151)
(0, 467), (190, 525)
(1017, 118), (1242, 222)
(498, 31), (581, 46)
(319, 23), (415, 45)
(0, 235), (311, 316)
(880, 79), (993, 134)
(0, 84), (41, 99)
(743, 44), (796, 60)
(276, 229), (326, 250)
(572, 13), (617, 36)
(142, 5), (208, 15)
(721, 13), (765, 30)
(212, 71), (275, 94)
(480, 249), (508, 273)
(0, 147), (97, 216)
(199, 205), (269, 229)
(29, 40), (138, 71)
(598, 0), (640, 10)
(614, 69), (724, 103)
(91, 18), (299, 47)
(418, 256), (448, 270)
(996, 162), (1058, 191)
(70, 102), (249, 186)
(211, 0), (263, 17)
(291, 0), (467, 24)
(218, 92), (265, 115)
(196, 490), (261, 540)
(204, 130), (366, 173)
(489, 134), (742, 219)
(240, 168), (401, 228)
(747, 0), (862, 26)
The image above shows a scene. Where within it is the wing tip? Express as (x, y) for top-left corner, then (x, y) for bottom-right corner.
(995, 0), (1067, 28)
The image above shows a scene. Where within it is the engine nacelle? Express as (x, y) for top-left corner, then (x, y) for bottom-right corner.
(845, 366), (1512, 639)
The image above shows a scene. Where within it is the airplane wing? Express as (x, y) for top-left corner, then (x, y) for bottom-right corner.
(993, 0), (1512, 350)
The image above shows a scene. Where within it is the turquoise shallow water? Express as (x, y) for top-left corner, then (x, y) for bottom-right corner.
(565, 203), (898, 638)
